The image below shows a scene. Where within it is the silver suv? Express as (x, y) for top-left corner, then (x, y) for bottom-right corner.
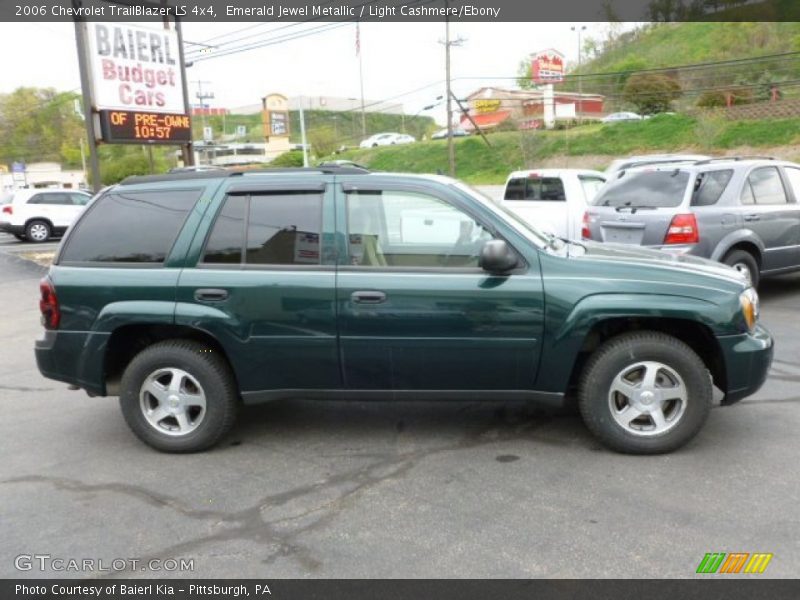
(583, 157), (800, 287)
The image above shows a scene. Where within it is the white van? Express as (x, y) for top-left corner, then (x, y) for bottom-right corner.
(501, 169), (606, 240)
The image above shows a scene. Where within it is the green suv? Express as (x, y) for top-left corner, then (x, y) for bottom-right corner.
(35, 167), (773, 454)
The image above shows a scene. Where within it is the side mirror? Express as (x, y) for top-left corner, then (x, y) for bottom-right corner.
(479, 239), (518, 274)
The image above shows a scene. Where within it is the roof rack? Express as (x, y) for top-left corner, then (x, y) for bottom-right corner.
(119, 165), (370, 185)
(694, 156), (775, 165)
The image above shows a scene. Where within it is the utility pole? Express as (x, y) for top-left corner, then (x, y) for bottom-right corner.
(299, 100), (309, 168)
(441, 5), (464, 178)
(571, 25), (587, 123)
(356, 23), (367, 139)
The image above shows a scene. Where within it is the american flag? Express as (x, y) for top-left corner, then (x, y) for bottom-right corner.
(355, 22), (361, 56)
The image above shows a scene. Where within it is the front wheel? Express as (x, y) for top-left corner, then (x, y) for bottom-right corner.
(578, 331), (712, 454)
(119, 340), (238, 453)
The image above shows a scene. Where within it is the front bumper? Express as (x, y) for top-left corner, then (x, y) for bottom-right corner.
(717, 324), (774, 405)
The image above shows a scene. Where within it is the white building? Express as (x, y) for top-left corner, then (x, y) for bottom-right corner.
(1, 162), (86, 192)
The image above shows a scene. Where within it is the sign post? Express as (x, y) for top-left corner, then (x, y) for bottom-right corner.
(531, 49), (565, 130)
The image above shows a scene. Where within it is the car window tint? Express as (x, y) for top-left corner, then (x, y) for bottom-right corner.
(202, 195), (247, 264)
(245, 192), (322, 265)
(691, 170), (733, 207)
(784, 167), (800, 201)
(346, 190), (493, 268)
(59, 189), (200, 263)
(45, 193), (72, 205)
(749, 167), (787, 205)
(592, 171), (689, 208)
(504, 178), (527, 200)
(505, 177), (566, 202)
(578, 176), (606, 202)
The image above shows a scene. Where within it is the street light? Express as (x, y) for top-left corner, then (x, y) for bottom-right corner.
(571, 25), (587, 123)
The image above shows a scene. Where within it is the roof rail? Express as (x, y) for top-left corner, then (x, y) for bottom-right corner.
(119, 165), (370, 185)
(694, 156), (775, 165)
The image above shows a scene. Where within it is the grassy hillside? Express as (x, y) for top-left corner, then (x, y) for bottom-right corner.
(333, 114), (800, 184)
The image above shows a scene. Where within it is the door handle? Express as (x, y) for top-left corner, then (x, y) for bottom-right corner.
(743, 214), (760, 222)
(194, 288), (229, 302)
(351, 291), (387, 304)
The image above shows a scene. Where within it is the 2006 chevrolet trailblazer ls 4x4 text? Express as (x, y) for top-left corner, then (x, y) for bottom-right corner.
(35, 167), (773, 454)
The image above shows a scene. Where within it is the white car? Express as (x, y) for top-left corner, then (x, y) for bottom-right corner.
(0, 188), (92, 243)
(431, 127), (468, 140)
(501, 169), (606, 240)
(601, 112), (643, 123)
(359, 133), (415, 148)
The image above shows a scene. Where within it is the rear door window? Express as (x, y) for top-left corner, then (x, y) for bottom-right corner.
(691, 170), (733, 207)
(202, 191), (323, 266)
(592, 170), (690, 208)
(504, 177), (566, 201)
(29, 193), (72, 205)
(747, 167), (787, 205)
(59, 189), (201, 264)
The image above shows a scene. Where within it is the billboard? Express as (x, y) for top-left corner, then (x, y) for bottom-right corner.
(86, 22), (186, 114)
(531, 49), (565, 85)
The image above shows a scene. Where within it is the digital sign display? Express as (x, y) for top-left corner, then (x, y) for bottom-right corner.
(99, 110), (192, 144)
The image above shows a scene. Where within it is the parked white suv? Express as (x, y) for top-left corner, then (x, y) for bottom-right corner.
(0, 188), (92, 242)
(502, 169), (606, 240)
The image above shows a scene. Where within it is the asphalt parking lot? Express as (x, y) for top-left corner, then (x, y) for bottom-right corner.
(0, 231), (798, 579)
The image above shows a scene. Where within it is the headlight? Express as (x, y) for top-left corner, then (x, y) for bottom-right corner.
(739, 287), (760, 332)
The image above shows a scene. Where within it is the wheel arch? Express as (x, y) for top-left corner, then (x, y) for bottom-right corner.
(711, 231), (764, 267)
(104, 324), (238, 396)
(562, 316), (727, 400)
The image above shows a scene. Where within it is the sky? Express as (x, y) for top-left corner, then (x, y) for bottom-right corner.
(0, 21), (618, 126)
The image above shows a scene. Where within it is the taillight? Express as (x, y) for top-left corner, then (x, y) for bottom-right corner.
(581, 211), (592, 240)
(39, 277), (60, 330)
(663, 213), (699, 245)
(1, 205), (11, 215)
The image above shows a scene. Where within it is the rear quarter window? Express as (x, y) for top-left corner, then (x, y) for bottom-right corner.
(691, 170), (733, 207)
(59, 188), (201, 264)
(592, 170), (690, 208)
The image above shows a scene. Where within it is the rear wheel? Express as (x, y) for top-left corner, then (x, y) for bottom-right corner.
(723, 249), (759, 288)
(119, 340), (238, 453)
(578, 331), (712, 454)
(25, 220), (51, 243)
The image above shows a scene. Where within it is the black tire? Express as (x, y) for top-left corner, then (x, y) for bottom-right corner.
(723, 249), (759, 288)
(578, 331), (712, 455)
(25, 220), (51, 243)
(119, 340), (238, 453)
(13, 234), (25, 241)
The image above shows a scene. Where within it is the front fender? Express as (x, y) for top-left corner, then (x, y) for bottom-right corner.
(536, 293), (727, 394)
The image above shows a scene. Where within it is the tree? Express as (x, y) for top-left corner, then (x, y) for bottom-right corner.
(622, 72), (683, 114)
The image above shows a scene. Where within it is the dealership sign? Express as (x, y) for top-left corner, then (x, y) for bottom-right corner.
(531, 49), (565, 85)
(86, 22), (186, 114)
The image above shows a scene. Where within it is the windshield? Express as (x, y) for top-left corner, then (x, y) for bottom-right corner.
(450, 181), (551, 248)
(593, 170), (690, 208)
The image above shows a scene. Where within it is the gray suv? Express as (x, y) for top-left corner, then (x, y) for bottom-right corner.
(583, 158), (800, 287)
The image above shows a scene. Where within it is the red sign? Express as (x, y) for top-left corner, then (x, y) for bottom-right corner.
(532, 49), (565, 84)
